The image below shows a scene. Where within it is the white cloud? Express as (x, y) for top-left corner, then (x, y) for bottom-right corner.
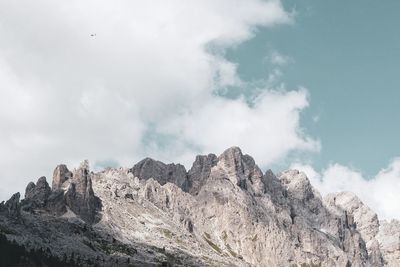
(268, 51), (291, 66)
(152, 88), (320, 167)
(312, 115), (320, 123)
(0, 0), (321, 200)
(292, 160), (400, 220)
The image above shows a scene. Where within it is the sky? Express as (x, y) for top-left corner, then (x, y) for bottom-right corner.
(0, 0), (399, 220)
(228, 0), (400, 176)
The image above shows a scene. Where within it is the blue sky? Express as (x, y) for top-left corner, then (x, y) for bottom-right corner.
(228, 0), (400, 177)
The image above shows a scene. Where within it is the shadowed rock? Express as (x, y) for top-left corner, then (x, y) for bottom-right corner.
(65, 160), (101, 224)
(129, 158), (188, 189)
(24, 176), (51, 209)
(46, 189), (67, 215)
(0, 192), (20, 218)
(185, 153), (217, 194)
(22, 176), (66, 215)
(263, 169), (288, 205)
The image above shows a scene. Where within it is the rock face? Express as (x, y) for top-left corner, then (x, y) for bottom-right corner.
(0, 192), (20, 218)
(376, 220), (400, 266)
(65, 160), (101, 224)
(24, 176), (51, 209)
(210, 147), (265, 195)
(129, 158), (188, 189)
(52, 164), (72, 190)
(0, 147), (399, 267)
(16, 161), (101, 221)
(186, 153), (218, 194)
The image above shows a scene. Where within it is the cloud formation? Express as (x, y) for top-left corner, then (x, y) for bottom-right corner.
(292, 160), (400, 220)
(0, 0), (322, 200)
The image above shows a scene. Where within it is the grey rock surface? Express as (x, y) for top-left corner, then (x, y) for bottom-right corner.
(186, 153), (218, 194)
(129, 158), (188, 189)
(0, 147), (399, 266)
(65, 160), (101, 224)
(376, 220), (400, 266)
(52, 164), (72, 190)
(0, 192), (20, 218)
(24, 176), (51, 208)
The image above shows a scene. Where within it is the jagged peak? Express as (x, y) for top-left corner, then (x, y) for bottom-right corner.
(129, 156), (188, 191)
(25, 176), (51, 193)
(1, 148), (399, 266)
(1, 192), (20, 217)
(73, 160), (92, 184)
(25, 182), (36, 197)
(23, 176), (51, 210)
(218, 146), (243, 162)
(217, 146), (254, 171)
(264, 169), (276, 178)
(278, 169), (316, 201)
(279, 169), (308, 183)
(192, 153), (218, 167)
(79, 159), (90, 170)
(37, 176), (48, 185)
(136, 157), (164, 166)
(52, 164), (72, 190)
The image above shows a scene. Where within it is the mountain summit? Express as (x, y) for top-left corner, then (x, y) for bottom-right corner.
(0, 147), (399, 266)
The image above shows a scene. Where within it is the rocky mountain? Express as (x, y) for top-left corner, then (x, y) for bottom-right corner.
(0, 147), (399, 266)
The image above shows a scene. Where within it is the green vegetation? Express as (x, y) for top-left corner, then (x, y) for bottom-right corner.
(221, 230), (228, 241)
(202, 233), (222, 254)
(82, 239), (97, 251)
(251, 234), (258, 242)
(0, 233), (78, 267)
(153, 246), (183, 266)
(97, 240), (137, 256)
(225, 243), (237, 257)
(0, 224), (15, 235)
(160, 253), (183, 266)
(160, 228), (174, 239)
(204, 232), (211, 239)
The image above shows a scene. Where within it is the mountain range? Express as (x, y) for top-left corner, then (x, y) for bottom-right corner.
(0, 147), (399, 266)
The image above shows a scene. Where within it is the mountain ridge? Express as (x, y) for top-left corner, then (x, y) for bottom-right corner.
(0, 147), (399, 266)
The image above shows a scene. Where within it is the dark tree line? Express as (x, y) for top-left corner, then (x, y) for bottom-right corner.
(0, 233), (82, 267)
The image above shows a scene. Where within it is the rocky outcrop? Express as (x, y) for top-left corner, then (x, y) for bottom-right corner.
(21, 176), (66, 215)
(65, 160), (101, 224)
(0, 147), (399, 266)
(0, 192), (20, 218)
(46, 189), (67, 215)
(325, 192), (380, 243)
(52, 164), (72, 190)
(209, 147), (265, 195)
(186, 153), (218, 194)
(129, 158), (188, 189)
(376, 220), (400, 266)
(11, 161), (102, 222)
(23, 176), (51, 209)
(324, 191), (385, 266)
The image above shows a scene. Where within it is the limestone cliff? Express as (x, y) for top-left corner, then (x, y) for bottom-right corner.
(0, 147), (399, 267)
